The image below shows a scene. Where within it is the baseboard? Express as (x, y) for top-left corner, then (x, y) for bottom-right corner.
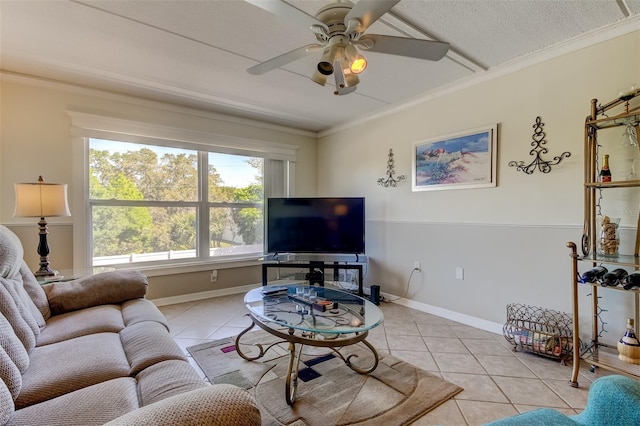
(150, 283), (258, 306)
(391, 297), (504, 335)
(151, 284), (504, 336)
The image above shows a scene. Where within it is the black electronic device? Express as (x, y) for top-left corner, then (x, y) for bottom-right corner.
(266, 197), (365, 254)
(370, 285), (380, 306)
(306, 269), (324, 286)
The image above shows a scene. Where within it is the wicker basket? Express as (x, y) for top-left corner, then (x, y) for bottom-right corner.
(503, 303), (574, 363)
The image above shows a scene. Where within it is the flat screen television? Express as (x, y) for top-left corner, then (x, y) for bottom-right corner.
(266, 197), (365, 254)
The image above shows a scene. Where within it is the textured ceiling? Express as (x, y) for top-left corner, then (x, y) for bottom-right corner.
(1, 0), (639, 133)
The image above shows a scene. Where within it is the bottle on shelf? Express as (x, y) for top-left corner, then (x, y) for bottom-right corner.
(579, 266), (608, 283)
(602, 268), (629, 286)
(623, 272), (640, 290)
(617, 318), (640, 364)
(599, 154), (612, 182)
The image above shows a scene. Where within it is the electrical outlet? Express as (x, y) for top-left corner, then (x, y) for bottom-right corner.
(414, 261), (421, 271)
(210, 269), (218, 282)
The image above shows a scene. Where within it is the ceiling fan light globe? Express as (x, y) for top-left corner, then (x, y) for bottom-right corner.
(341, 67), (360, 87)
(311, 71), (328, 86)
(350, 57), (367, 74)
(346, 74), (359, 87)
(318, 43), (340, 75)
(317, 61), (334, 75)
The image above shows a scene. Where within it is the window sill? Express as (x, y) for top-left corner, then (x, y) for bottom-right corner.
(116, 257), (262, 277)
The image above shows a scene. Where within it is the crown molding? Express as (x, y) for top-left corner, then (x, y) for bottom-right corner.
(0, 70), (318, 138)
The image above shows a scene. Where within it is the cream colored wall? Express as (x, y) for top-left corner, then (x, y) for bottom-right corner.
(0, 76), (317, 299)
(8, 224), (74, 275)
(319, 32), (640, 342)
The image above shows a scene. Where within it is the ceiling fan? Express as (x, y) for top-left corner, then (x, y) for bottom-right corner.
(245, 0), (450, 95)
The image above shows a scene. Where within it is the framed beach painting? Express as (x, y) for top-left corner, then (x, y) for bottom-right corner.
(412, 124), (498, 192)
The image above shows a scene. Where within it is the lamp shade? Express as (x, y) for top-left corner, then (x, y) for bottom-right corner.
(14, 177), (71, 218)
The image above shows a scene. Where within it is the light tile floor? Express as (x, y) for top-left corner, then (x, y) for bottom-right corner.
(158, 292), (611, 426)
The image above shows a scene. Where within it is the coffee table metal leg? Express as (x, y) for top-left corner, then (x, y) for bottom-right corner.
(285, 342), (304, 406)
(331, 339), (379, 374)
(235, 315), (285, 361)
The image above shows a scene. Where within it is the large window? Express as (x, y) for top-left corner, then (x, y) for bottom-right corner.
(69, 111), (296, 270)
(89, 138), (265, 267)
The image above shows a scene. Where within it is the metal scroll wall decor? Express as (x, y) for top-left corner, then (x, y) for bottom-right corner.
(509, 116), (571, 174)
(377, 149), (405, 187)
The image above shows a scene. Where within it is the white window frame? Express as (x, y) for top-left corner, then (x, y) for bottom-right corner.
(68, 110), (297, 275)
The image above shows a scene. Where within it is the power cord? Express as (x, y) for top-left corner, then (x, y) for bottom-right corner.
(382, 267), (420, 303)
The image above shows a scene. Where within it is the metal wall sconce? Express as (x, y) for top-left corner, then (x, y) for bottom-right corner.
(377, 149), (405, 187)
(508, 116), (571, 174)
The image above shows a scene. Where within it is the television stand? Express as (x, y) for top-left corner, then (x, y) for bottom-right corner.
(261, 260), (364, 296)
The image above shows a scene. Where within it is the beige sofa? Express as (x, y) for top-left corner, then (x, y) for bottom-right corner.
(0, 225), (261, 425)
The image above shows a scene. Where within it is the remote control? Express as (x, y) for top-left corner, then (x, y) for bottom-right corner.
(261, 286), (288, 295)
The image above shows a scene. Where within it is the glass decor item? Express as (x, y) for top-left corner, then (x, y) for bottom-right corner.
(617, 318), (640, 364)
(626, 159), (638, 181)
(598, 216), (620, 256)
(620, 122), (638, 147)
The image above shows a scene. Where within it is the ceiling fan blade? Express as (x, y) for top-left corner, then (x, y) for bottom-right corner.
(356, 35), (450, 61)
(247, 44), (324, 75)
(244, 0), (328, 32)
(344, 0), (400, 33)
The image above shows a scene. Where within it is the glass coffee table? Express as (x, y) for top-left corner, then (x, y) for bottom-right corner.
(237, 284), (384, 405)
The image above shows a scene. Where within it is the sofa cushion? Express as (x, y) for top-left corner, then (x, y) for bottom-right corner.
(19, 261), (50, 321)
(0, 344), (22, 401)
(0, 379), (14, 426)
(0, 226), (46, 330)
(7, 378), (139, 426)
(0, 313), (29, 374)
(0, 226), (24, 280)
(42, 270), (148, 315)
(119, 321), (186, 375)
(1, 277), (45, 334)
(121, 298), (170, 330)
(16, 332), (130, 408)
(484, 407), (578, 425)
(37, 304), (126, 346)
(136, 359), (205, 406)
(572, 374), (640, 426)
(0, 284), (36, 353)
(104, 384), (262, 426)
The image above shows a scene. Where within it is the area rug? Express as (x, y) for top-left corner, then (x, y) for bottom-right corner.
(187, 330), (463, 426)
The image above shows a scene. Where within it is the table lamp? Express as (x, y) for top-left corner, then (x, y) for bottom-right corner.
(14, 176), (71, 277)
